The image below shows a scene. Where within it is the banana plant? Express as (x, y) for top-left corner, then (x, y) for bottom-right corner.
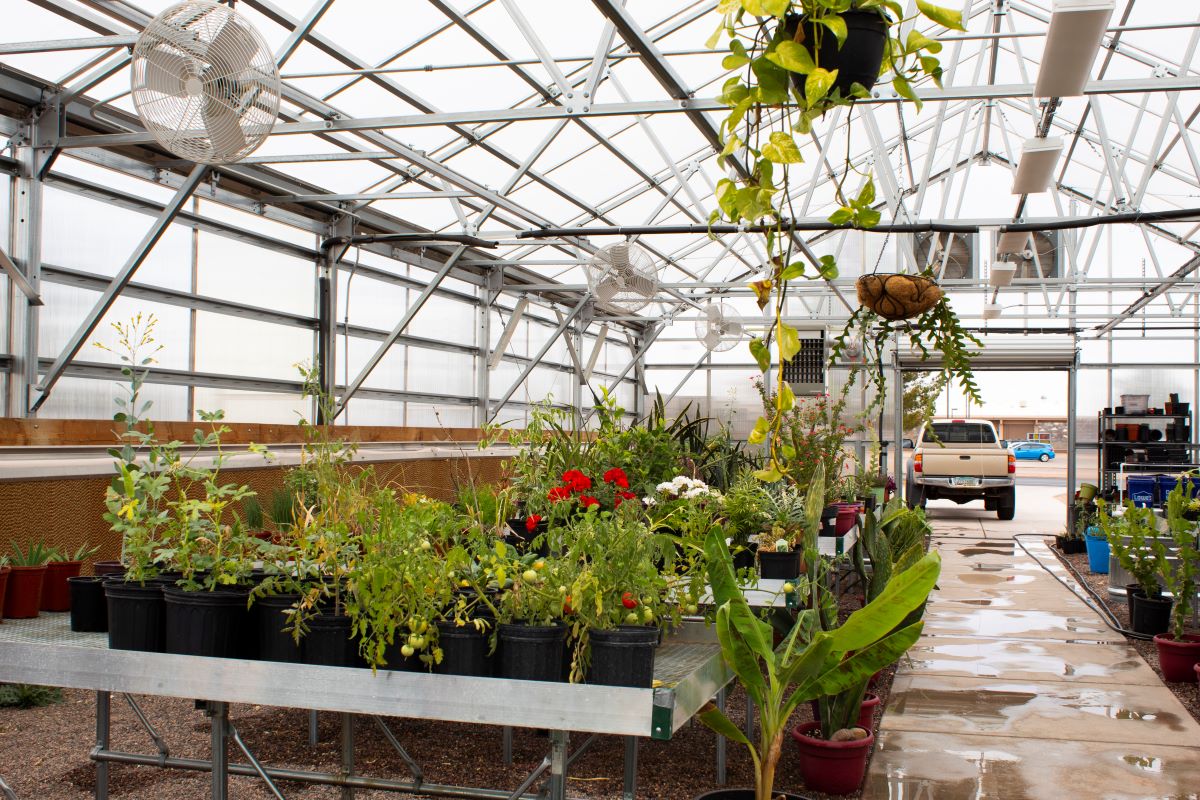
(698, 526), (940, 800)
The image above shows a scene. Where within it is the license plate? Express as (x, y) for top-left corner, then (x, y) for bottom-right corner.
(953, 477), (981, 487)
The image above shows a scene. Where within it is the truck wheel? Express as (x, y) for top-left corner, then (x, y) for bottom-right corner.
(996, 488), (1016, 520)
(1039, 453), (1050, 462)
(906, 478), (926, 510)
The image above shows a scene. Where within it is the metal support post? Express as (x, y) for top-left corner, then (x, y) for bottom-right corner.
(94, 691), (110, 800)
(714, 686), (727, 786)
(502, 726), (513, 765)
(622, 737), (638, 800)
(229, 723), (288, 800)
(316, 249), (337, 420)
(1067, 357), (1078, 530)
(6, 120), (45, 417)
(488, 293), (590, 421)
(370, 716), (423, 784)
(340, 713), (355, 800)
(476, 271), (498, 425)
(123, 694), (169, 761)
(31, 164), (208, 413)
(893, 357), (905, 499)
(308, 710), (319, 746)
(546, 730), (569, 800)
(208, 701), (229, 800)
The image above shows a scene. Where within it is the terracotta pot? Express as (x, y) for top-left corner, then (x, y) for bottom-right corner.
(93, 561), (126, 578)
(0, 566), (9, 619)
(3, 564), (47, 618)
(856, 274), (943, 320)
(41, 560), (83, 612)
(1153, 633), (1200, 682)
(835, 506), (859, 536)
(791, 720), (875, 795)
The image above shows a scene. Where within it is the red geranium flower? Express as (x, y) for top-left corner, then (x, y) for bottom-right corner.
(603, 467), (630, 489)
(547, 486), (571, 502)
(525, 514), (543, 532)
(561, 469), (592, 493)
(579, 494), (600, 508)
(614, 490), (638, 508)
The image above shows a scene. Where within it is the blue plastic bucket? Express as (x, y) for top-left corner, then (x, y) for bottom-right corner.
(1126, 475), (1157, 508)
(1084, 527), (1109, 574)
(1158, 474), (1178, 506)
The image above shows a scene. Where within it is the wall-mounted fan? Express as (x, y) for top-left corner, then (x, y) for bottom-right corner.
(914, 232), (974, 279)
(131, 0), (281, 165)
(585, 242), (660, 313)
(696, 303), (744, 352)
(1011, 231), (1059, 279)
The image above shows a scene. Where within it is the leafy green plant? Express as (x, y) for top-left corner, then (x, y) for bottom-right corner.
(709, 0), (974, 482)
(698, 523), (941, 800)
(242, 497), (265, 532)
(0, 683), (63, 709)
(51, 542), (100, 563)
(1099, 500), (1163, 598)
(8, 541), (53, 567)
(1161, 483), (1199, 639)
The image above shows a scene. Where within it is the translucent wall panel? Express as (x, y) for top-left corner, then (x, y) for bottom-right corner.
(341, 397), (405, 427)
(193, 388), (306, 424)
(42, 187), (192, 291)
(342, 336), (406, 392)
(339, 271), (410, 332)
(194, 313), (312, 381)
(406, 348), (475, 397)
(405, 403), (474, 428)
(39, 376), (187, 421)
(41, 287), (192, 370)
(198, 233), (313, 316)
(406, 292), (477, 347)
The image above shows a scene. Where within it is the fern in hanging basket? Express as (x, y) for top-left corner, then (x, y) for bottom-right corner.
(855, 273), (943, 321)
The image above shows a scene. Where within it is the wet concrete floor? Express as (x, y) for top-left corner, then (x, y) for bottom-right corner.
(862, 491), (1200, 799)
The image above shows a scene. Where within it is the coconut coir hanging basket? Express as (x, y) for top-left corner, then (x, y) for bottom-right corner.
(855, 274), (943, 321)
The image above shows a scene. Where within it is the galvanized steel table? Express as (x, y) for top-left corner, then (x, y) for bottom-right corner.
(0, 614), (731, 800)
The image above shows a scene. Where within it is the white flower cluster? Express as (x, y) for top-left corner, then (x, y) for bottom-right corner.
(653, 475), (721, 501)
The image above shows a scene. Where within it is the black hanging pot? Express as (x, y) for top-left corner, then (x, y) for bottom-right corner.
(785, 10), (889, 98)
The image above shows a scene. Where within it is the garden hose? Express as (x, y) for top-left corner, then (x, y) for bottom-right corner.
(1011, 533), (1152, 641)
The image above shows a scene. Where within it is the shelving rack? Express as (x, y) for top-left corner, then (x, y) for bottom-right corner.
(1097, 411), (1196, 493)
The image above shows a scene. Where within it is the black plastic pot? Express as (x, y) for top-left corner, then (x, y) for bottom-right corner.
(786, 10), (888, 97)
(587, 626), (659, 688)
(93, 561), (125, 578)
(820, 504), (839, 537)
(1124, 583), (1145, 615)
(68, 576), (108, 632)
(255, 593), (304, 663)
(731, 542), (757, 571)
(305, 612), (358, 667)
(380, 639), (428, 672)
(505, 518), (550, 556)
(163, 586), (252, 658)
(1130, 592), (1173, 636)
(104, 580), (165, 653)
(497, 622), (567, 682)
(758, 550), (800, 580)
(435, 620), (492, 677)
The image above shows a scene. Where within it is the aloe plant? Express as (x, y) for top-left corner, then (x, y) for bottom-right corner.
(698, 525), (940, 800)
(8, 541), (54, 567)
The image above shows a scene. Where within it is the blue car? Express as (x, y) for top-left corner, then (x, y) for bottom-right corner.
(1010, 441), (1056, 462)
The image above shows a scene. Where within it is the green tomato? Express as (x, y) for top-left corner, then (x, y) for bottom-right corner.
(641, 608), (654, 624)
(407, 633), (422, 648)
(625, 612), (640, 625)
(400, 644), (415, 658)
(782, 582), (795, 594)
(522, 569), (539, 583)
(685, 604), (699, 615)
(420, 540), (432, 551)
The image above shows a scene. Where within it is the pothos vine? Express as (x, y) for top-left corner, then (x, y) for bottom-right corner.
(708, 0), (980, 483)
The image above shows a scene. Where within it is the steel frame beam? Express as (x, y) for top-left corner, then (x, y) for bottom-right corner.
(489, 294), (591, 421)
(30, 165), (208, 413)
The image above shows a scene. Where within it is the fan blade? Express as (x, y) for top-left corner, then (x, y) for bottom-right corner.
(608, 243), (630, 274)
(596, 276), (620, 304)
(704, 304), (722, 322)
(202, 94), (247, 156)
(141, 46), (192, 97)
(723, 320), (744, 338)
(701, 329), (722, 350)
(204, 15), (258, 80)
(627, 273), (657, 299)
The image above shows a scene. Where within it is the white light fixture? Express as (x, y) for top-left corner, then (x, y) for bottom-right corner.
(996, 230), (1029, 255)
(990, 262), (1017, 287)
(1012, 136), (1063, 194)
(982, 303), (1003, 320)
(1033, 0), (1115, 98)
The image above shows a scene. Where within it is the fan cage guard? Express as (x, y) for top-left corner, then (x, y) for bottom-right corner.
(586, 242), (660, 313)
(131, 0), (281, 165)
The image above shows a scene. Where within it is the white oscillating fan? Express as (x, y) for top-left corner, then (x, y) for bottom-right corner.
(585, 242), (661, 313)
(696, 303), (744, 352)
(131, 1), (281, 164)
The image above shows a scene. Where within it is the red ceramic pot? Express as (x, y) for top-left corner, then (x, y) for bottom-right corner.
(835, 506), (858, 536)
(3, 564), (47, 619)
(791, 720), (874, 795)
(1153, 633), (1200, 682)
(41, 560), (83, 612)
(0, 566), (10, 619)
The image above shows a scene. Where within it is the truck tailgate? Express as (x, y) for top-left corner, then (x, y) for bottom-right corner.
(921, 447), (1010, 477)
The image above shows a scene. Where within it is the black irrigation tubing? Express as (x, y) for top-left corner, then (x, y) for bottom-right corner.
(1011, 532), (1153, 641)
(514, 207), (1200, 239)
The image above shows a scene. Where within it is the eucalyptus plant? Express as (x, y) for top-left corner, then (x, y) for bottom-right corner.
(708, 0), (977, 482)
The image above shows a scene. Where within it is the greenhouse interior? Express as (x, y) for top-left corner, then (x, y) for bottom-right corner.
(2, 0), (1200, 798)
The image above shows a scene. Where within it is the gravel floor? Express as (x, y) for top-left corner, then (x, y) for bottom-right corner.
(0, 591), (893, 800)
(1049, 542), (1200, 725)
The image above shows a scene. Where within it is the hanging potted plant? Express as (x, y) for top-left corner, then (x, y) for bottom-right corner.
(1153, 483), (1200, 681)
(709, 0), (970, 482)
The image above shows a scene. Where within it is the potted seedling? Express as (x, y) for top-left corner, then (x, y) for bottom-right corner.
(1101, 501), (1171, 634)
(494, 543), (580, 683)
(754, 483), (808, 579)
(3, 542), (53, 619)
(42, 542), (100, 612)
(1153, 483), (1200, 681)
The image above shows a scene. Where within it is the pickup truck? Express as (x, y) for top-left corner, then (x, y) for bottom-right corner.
(906, 419), (1017, 520)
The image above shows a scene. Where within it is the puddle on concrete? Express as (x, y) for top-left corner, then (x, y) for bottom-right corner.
(892, 687), (1037, 720)
(1122, 754), (1163, 773)
(957, 547), (1014, 557)
(957, 573), (1037, 585)
(1068, 703), (1188, 732)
